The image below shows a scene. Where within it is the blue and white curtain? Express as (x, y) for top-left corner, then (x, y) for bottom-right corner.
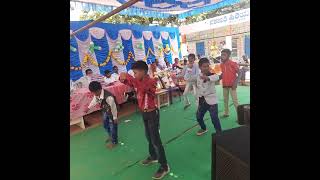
(71, 0), (240, 19)
(70, 21), (181, 81)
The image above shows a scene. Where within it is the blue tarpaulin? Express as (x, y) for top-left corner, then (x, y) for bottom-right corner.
(70, 0), (240, 19)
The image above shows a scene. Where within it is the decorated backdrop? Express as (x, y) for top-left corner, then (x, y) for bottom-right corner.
(70, 21), (182, 81)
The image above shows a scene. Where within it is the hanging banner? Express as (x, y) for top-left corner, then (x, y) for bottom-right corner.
(180, 8), (250, 35)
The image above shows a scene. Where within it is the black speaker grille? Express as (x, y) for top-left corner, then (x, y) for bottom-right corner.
(216, 146), (250, 180)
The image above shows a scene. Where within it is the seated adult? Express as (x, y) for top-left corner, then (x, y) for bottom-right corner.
(172, 58), (183, 70)
(155, 58), (165, 70)
(74, 69), (93, 88)
(148, 61), (161, 78)
(104, 70), (117, 85)
(111, 66), (119, 81)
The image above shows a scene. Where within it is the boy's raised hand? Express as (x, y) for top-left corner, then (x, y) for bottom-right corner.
(119, 72), (127, 82)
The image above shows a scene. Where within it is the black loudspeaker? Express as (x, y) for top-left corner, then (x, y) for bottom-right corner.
(237, 104), (250, 125)
(212, 126), (250, 180)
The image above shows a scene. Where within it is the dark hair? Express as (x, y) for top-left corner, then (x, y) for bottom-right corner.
(184, 59), (187, 63)
(131, 60), (148, 73)
(113, 66), (118, 69)
(221, 49), (231, 56)
(88, 81), (102, 92)
(104, 70), (111, 75)
(85, 69), (93, 75)
(198, 57), (210, 67)
(188, 53), (195, 59)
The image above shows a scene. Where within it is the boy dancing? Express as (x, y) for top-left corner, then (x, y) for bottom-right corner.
(183, 53), (199, 109)
(185, 57), (222, 135)
(119, 61), (170, 179)
(86, 81), (119, 149)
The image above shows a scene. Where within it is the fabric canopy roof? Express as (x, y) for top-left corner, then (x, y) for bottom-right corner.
(71, 0), (240, 19)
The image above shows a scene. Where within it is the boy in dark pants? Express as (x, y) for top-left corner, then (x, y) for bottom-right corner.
(119, 61), (170, 180)
(185, 58), (222, 136)
(86, 81), (119, 149)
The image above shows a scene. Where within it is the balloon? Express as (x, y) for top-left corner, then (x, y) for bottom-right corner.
(165, 44), (170, 52)
(89, 47), (94, 54)
(136, 43), (144, 50)
(95, 46), (102, 50)
(70, 46), (77, 52)
(90, 42), (94, 45)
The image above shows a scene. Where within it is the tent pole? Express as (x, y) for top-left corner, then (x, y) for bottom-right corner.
(70, 0), (141, 37)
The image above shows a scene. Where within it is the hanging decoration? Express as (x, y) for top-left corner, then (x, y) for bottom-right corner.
(70, 45), (77, 52)
(165, 44), (171, 52)
(143, 48), (156, 62)
(157, 44), (163, 51)
(111, 51), (135, 65)
(70, 65), (82, 71)
(135, 42), (144, 50)
(70, 50), (136, 70)
(114, 41), (124, 52)
(70, 21), (182, 80)
(88, 41), (102, 54)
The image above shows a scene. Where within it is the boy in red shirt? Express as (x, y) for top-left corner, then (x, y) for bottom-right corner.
(220, 49), (240, 117)
(119, 61), (170, 180)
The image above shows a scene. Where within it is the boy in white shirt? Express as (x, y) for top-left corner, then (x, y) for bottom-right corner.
(187, 57), (222, 136)
(104, 70), (116, 85)
(86, 81), (119, 149)
(183, 54), (200, 109)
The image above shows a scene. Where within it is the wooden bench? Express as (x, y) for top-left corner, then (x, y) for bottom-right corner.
(70, 117), (85, 129)
(156, 89), (170, 108)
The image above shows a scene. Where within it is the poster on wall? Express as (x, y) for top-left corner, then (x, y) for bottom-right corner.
(208, 37), (226, 58)
(181, 43), (189, 57)
(187, 43), (196, 55)
(225, 36), (232, 50)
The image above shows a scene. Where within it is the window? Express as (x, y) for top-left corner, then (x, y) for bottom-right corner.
(231, 38), (238, 59)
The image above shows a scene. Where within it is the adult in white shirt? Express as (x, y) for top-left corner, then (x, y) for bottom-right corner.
(74, 69), (93, 88)
(104, 70), (116, 85)
(155, 58), (166, 70)
(111, 66), (119, 81)
(148, 61), (161, 78)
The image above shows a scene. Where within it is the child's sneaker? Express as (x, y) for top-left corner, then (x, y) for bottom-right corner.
(221, 114), (229, 118)
(196, 129), (208, 136)
(184, 103), (191, 110)
(105, 137), (111, 143)
(106, 143), (118, 149)
(141, 157), (158, 166)
(152, 165), (170, 179)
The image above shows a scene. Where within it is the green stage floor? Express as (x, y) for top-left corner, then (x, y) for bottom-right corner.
(71, 85), (250, 180)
